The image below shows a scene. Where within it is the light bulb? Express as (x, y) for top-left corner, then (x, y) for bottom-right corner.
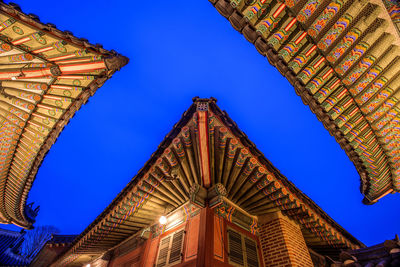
(159, 216), (167, 225)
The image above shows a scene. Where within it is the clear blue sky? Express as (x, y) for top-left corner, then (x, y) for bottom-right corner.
(4, 0), (399, 246)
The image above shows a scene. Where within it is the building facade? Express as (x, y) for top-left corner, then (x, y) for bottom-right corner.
(0, 0), (398, 266)
(50, 98), (364, 267)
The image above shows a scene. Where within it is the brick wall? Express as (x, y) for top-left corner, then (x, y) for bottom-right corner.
(259, 211), (313, 267)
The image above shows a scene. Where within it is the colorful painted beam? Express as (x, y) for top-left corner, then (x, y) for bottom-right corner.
(210, 0), (400, 203)
(52, 98), (364, 266)
(0, 2), (128, 228)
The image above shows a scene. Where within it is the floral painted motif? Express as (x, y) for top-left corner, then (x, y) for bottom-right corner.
(373, 109), (398, 130)
(0, 42), (11, 54)
(284, 0), (301, 8)
(230, 0), (244, 8)
(367, 98), (397, 122)
(384, 131), (399, 145)
(25, 83), (48, 91)
(318, 14), (352, 51)
(269, 29), (289, 48)
(327, 28), (362, 63)
(349, 66), (382, 96)
(8, 53), (33, 63)
(335, 42), (369, 75)
(9, 107), (28, 120)
(388, 4), (400, 20)
(12, 99), (34, 111)
(356, 77), (388, 106)
(343, 56), (375, 86)
(308, 0), (342, 37)
(32, 32), (46, 45)
(361, 88), (392, 114)
(0, 120), (17, 167)
(257, 16), (280, 37)
(12, 26), (23, 35)
(53, 41), (67, 53)
(18, 92), (41, 103)
(297, 0), (321, 23)
(379, 121), (396, 137)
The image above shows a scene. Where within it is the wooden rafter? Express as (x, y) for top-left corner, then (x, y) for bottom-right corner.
(52, 98), (364, 266)
(0, 2), (128, 228)
(209, 0), (400, 204)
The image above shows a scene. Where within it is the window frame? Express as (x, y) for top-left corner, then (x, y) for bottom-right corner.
(225, 221), (263, 267)
(155, 226), (186, 267)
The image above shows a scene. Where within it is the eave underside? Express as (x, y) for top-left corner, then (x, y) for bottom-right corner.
(210, 0), (400, 203)
(52, 99), (364, 266)
(0, 2), (128, 228)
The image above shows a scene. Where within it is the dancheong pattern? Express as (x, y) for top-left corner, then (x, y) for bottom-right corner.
(308, 0), (343, 38)
(50, 98), (364, 266)
(0, 0), (398, 239)
(210, 0), (400, 203)
(0, 2), (128, 229)
(383, 0), (400, 33)
(318, 14), (353, 51)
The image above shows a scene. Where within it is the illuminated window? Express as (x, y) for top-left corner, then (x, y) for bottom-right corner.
(227, 229), (260, 267)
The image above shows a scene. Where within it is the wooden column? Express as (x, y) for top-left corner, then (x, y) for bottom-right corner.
(196, 206), (214, 267)
(139, 232), (154, 267)
(141, 233), (160, 267)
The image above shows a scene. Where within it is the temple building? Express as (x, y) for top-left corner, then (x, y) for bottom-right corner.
(0, 226), (75, 266)
(0, 227), (29, 266)
(30, 234), (77, 267)
(0, 0), (398, 266)
(339, 235), (400, 267)
(46, 98), (367, 266)
(209, 0), (400, 204)
(0, 2), (128, 229)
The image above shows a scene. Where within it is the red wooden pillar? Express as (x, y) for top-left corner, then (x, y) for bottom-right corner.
(140, 232), (160, 267)
(196, 206), (214, 267)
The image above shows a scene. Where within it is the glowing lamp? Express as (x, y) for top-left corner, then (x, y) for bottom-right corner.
(159, 216), (167, 225)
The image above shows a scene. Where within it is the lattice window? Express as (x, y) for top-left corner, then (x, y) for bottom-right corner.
(156, 229), (185, 267)
(227, 229), (260, 267)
